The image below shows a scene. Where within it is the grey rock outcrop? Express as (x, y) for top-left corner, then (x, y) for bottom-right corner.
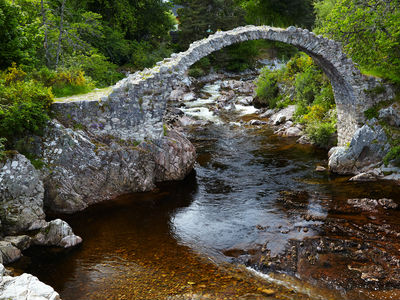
(154, 130), (196, 182)
(269, 105), (296, 126)
(29, 121), (195, 213)
(4, 235), (31, 251)
(0, 154), (46, 234)
(379, 103), (400, 127)
(0, 241), (21, 264)
(328, 119), (390, 174)
(34, 219), (82, 248)
(0, 271), (61, 300)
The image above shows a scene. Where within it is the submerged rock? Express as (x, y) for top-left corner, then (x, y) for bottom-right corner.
(34, 219), (82, 248)
(0, 271), (61, 300)
(0, 154), (46, 235)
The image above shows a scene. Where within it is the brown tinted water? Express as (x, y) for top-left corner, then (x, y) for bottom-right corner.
(11, 83), (400, 300)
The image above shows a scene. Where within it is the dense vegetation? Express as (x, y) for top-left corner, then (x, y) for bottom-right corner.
(314, 0), (400, 84)
(0, 0), (176, 156)
(255, 54), (337, 147)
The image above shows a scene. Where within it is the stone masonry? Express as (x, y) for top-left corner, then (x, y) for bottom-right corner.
(52, 25), (395, 146)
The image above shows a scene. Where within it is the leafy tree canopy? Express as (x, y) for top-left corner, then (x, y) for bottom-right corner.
(315, 0), (400, 83)
(236, 0), (315, 28)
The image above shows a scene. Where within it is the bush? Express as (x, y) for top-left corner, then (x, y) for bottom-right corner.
(131, 41), (173, 70)
(384, 146), (400, 167)
(32, 67), (95, 98)
(306, 121), (336, 147)
(0, 137), (6, 161)
(255, 52), (338, 147)
(63, 53), (124, 87)
(255, 68), (280, 108)
(188, 67), (205, 78)
(0, 78), (53, 144)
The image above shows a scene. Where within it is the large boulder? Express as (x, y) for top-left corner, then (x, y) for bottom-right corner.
(0, 241), (21, 264)
(154, 130), (196, 182)
(269, 105), (296, 126)
(328, 119), (390, 174)
(33, 121), (158, 213)
(34, 219), (82, 248)
(0, 271), (61, 300)
(0, 154), (46, 235)
(29, 121), (196, 213)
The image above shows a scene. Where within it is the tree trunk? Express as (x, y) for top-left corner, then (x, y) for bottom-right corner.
(55, 0), (66, 68)
(41, 0), (51, 67)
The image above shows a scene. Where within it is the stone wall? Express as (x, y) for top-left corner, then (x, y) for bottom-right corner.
(52, 25), (394, 147)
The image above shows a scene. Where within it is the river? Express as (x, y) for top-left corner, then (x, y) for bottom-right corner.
(11, 78), (400, 300)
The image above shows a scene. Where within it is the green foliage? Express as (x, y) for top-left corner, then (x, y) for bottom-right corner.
(237, 0), (315, 28)
(213, 41), (259, 72)
(174, 0), (246, 50)
(0, 137), (6, 161)
(364, 99), (397, 120)
(384, 146), (400, 167)
(255, 68), (280, 108)
(0, 82), (53, 142)
(255, 53), (337, 147)
(63, 52), (123, 87)
(131, 41), (173, 69)
(32, 67), (95, 97)
(314, 0), (400, 84)
(305, 120), (336, 147)
(0, 64), (54, 144)
(0, 0), (41, 68)
(188, 67), (205, 78)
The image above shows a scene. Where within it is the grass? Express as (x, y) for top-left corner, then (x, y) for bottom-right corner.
(52, 84), (94, 98)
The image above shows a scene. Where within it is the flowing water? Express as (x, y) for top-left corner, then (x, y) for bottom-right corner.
(12, 80), (400, 300)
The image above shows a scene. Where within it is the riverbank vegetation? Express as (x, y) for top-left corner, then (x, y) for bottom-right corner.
(255, 54), (337, 147)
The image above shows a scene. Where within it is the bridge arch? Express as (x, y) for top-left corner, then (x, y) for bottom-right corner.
(53, 26), (391, 146)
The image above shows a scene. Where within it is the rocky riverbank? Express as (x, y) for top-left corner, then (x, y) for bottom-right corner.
(1, 93), (196, 298)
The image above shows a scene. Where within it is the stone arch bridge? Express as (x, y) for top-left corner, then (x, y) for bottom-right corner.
(53, 25), (392, 146)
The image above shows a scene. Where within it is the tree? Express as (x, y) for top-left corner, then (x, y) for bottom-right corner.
(315, 0), (400, 83)
(237, 0), (315, 28)
(0, 0), (42, 68)
(173, 0), (246, 49)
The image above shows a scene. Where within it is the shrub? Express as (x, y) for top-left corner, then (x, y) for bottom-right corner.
(32, 67), (95, 98)
(0, 80), (53, 144)
(255, 67), (280, 108)
(306, 121), (336, 147)
(384, 145), (400, 167)
(63, 53), (124, 87)
(131, 41), (173, 70)
(0, 137), (6, 161)
(255, 52), (338, 147)
(294, 66), (322, 105)
(188, 67), (205, 78)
